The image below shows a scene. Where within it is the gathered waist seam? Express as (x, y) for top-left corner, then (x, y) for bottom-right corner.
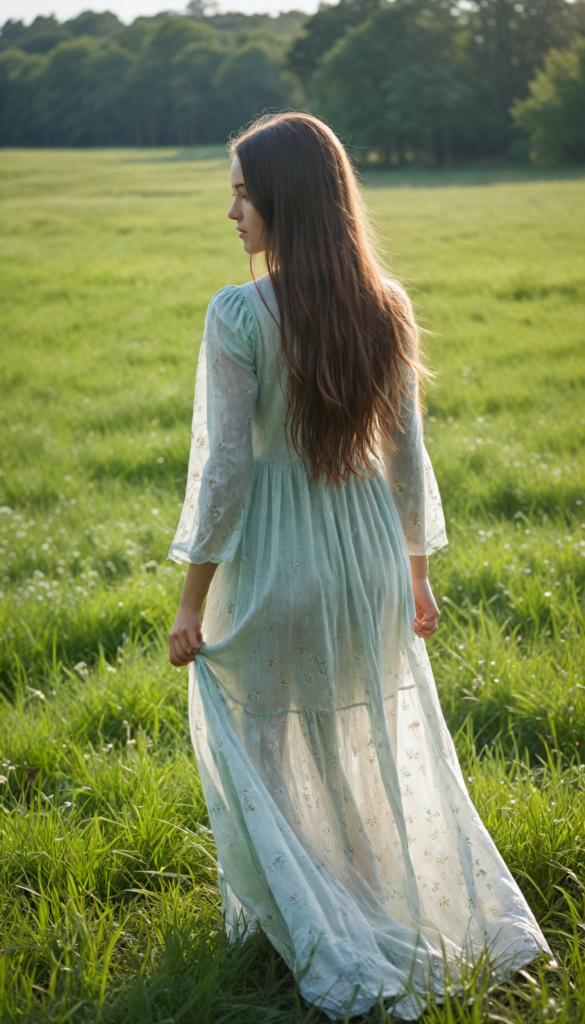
(253, 459), (305, 467)
(251, 459), (385, 483)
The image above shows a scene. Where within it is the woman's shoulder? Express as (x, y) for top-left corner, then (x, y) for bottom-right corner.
(206, 283), (260, 348)
(208, 282), (255, 318)
(382, 275), (414, 313)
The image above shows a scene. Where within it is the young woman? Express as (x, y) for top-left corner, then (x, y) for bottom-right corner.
(168, 113), (550, 1019)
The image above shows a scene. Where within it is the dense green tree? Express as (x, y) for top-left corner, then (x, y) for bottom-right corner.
(0, 20), (27, 50)
(286, 0), (381, 86)
(0, 47), (43, 144)
(0, 15), (72, 54)
(32, 37), (133, 146)
(35, 39), (98, 145)
(1, 3), (583, 157)
(313, 0), (464, 163)
(206, 10), (307, 40)
(171, 39), (226, 143)
(512, 36), (585, 163)
(462, 0), (585, 157)
(0, 21), (22, 45)
(186, 0), (218, 19)
(214, 42), (292, 137)
(115, 18), (158, 55)
(308, 0), (585, 161)
(84, 43), (135, 144)
(0, 11), (302, 147)
(65, 10), (124, 39)
(127, 18), (222, 144)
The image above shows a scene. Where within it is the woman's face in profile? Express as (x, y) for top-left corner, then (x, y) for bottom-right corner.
(228, 155), (267, 257)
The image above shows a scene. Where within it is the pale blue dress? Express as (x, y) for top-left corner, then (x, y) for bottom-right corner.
(169, 277), (550, 1019)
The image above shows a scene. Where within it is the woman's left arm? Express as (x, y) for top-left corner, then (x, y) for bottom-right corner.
(169, 561), (218, 667)
(169, 287), (259, 567)
(168, 288), (259, 668)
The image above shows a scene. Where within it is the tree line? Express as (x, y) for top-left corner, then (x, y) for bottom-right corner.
(0, 0), (584, 163)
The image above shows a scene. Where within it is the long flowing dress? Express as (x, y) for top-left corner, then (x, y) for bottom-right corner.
(169, 277), (551, 1020)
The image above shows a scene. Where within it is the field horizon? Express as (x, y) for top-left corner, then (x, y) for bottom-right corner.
(1, 148), (584, 1023)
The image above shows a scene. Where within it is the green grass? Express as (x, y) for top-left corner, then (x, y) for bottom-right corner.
(0, 148), (584, 1022)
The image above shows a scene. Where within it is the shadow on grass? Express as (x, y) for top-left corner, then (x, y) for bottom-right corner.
(121, 146), (229, 164)
(102, 927), (316, 1024)
(361, 162), (585, 189)
(89, 917), (571, 1024)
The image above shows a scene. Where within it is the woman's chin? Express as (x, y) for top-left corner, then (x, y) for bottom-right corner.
(240, 239), (266, 257)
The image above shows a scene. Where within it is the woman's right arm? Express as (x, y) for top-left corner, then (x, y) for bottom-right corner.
(409, 554), (440, 639)
(381, 366), (447, 637)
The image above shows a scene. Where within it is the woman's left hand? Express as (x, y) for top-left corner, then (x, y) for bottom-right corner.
(168, 561), (218, 667)
(169, 609), (204, 666)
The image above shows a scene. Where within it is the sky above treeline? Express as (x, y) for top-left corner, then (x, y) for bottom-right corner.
(3, 0), (319, 24)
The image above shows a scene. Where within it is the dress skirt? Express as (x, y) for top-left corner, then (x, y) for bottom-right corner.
(186, 464), (549, 1019)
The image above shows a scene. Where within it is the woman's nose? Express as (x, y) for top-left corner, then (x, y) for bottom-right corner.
(227, 203), (241, 221)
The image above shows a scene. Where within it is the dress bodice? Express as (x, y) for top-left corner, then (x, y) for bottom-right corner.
(169, 277), (447, 565)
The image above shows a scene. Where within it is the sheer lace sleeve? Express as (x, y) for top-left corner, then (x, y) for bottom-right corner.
(169, 286), (259, 565)
(381, 365), (448, 557)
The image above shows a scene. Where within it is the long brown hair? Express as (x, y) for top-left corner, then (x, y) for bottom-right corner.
(230, 112), (428, 485)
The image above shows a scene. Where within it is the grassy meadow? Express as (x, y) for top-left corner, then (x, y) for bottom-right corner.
(1, 149), (585, 1022)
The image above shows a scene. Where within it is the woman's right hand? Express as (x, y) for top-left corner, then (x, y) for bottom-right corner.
(411, 576), (440, 639)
